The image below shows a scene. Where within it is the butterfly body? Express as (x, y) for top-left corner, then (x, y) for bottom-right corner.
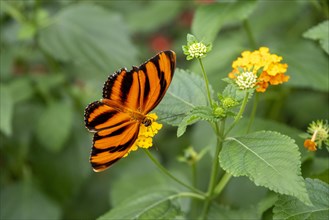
(84, 50), (176, 172)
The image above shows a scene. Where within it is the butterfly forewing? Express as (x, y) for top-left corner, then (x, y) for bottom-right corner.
(139, 51), (176, 113)
(85, 50), (176, 171)
(102, 51), (176, 113)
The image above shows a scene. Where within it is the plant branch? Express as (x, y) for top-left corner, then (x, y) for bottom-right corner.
(198, 58), (213, 107)
(144, 149), (205, 196)
(213, 172), (232, 196)
(246, 92), (258, 133)
(225, 91), (250, 136)
(200, 120), (225, 219)
(243, 19), (257, 49)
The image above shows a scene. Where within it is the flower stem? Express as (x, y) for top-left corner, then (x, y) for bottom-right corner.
(225, 91), (250, 136)
(200, 120), (225, 219)
(243, 19), (257, 49)
(173, 192), (206, 200)
(192, 163), (197, 189)
(198, 58), (213, 107)
(144, 149), (204, 195)
(246, 92), (258, 133)
(213, 172), (232, 196)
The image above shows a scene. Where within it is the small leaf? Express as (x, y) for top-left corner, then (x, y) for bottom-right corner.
(177, 106), (217, 137)
(219, 131), (311, 205)
(273, 178), (329, 220)
(192, 0), (257, 43)
(99, 190), (181, 220)
(38, 4), (138, 75)
(0, 84), (14, 136)
(222, 83), (253, 103)
(303, 20), (329, 55)
(36, 102), (73, 152)
(155, 69), (212, 126)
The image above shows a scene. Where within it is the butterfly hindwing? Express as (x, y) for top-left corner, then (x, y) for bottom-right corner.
(84, 101), (140, 172)
(90, 122), (139, 172)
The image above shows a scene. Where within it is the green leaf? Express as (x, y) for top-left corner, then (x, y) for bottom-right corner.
(126, 1), (182, 33)
(222, 83), (253, 103)
(36, 102), (73, 152)
(208, 203), (260, 220)
(0, 181), (61, 220)
(0, 84), (14, 136)
(219, 131), (311, 205)
(7, 77), (34, 103)
(177, 106), (217, 137)
(280, 40), (328, 92)
(273, 178), (329, 220)
(38, 4), (138, 75)
(192, 0), (258, 43)
(303, 20), (329, 55)
(99, 190), (181, 220)
(155, 69), (211, 126)
(109, 152), (170, 207)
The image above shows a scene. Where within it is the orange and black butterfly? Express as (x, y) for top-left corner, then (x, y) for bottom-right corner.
(84, 50), (176, 172)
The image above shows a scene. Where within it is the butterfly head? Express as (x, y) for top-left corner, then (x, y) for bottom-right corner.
(142, 117), (153, 127)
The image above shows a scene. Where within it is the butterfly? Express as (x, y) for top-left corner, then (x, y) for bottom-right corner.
(84, 50), (176, 172)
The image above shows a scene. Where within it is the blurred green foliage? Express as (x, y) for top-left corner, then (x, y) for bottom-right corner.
(0, 0), (328, 219)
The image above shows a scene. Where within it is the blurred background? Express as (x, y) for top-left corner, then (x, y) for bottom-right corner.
(0, 0), (328, 219)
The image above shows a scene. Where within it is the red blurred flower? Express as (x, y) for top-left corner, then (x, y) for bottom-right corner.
(150, 34), (172, 52)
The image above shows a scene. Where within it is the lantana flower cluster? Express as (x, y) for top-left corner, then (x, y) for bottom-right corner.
(182, 34), (212, 60)
(229, 47), (289, 92)
(124, 113), (162, 157)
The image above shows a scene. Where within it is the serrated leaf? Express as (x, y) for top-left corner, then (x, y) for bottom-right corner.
(36, 102), (73, 152)
(303, 20), (329, 55)
(155, 69), (211, 126)
(0, 84), (14, 136)
(0, 181), (61, 220)
(38, 4), (138, 75)
(192, 0), (257, 43)
(219, 131), (311, 205)
(177, 106), (216, 137)
(273, 178), (329, 220)
(99, 190), (181, 220)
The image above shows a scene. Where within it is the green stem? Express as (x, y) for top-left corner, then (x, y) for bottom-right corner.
(213, 172), (232, 196)
(246, 92), (258, 133)
(198, 58), (213, 107)
(144, 149), (204, 195)
(200, 120), (225, 219)
(243, 20), (257, 49)
(224, 91), (250, 136)
(172, 192), (205, 200)
(192, 163), (197, 189)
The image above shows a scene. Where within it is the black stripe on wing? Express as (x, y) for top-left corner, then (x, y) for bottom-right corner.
(90, 122), (140, 172)
(140, 50), (176, 113)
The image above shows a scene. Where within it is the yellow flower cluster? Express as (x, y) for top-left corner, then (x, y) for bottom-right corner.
(228, 47), (289, 92)
(124, 113), (162, 157)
